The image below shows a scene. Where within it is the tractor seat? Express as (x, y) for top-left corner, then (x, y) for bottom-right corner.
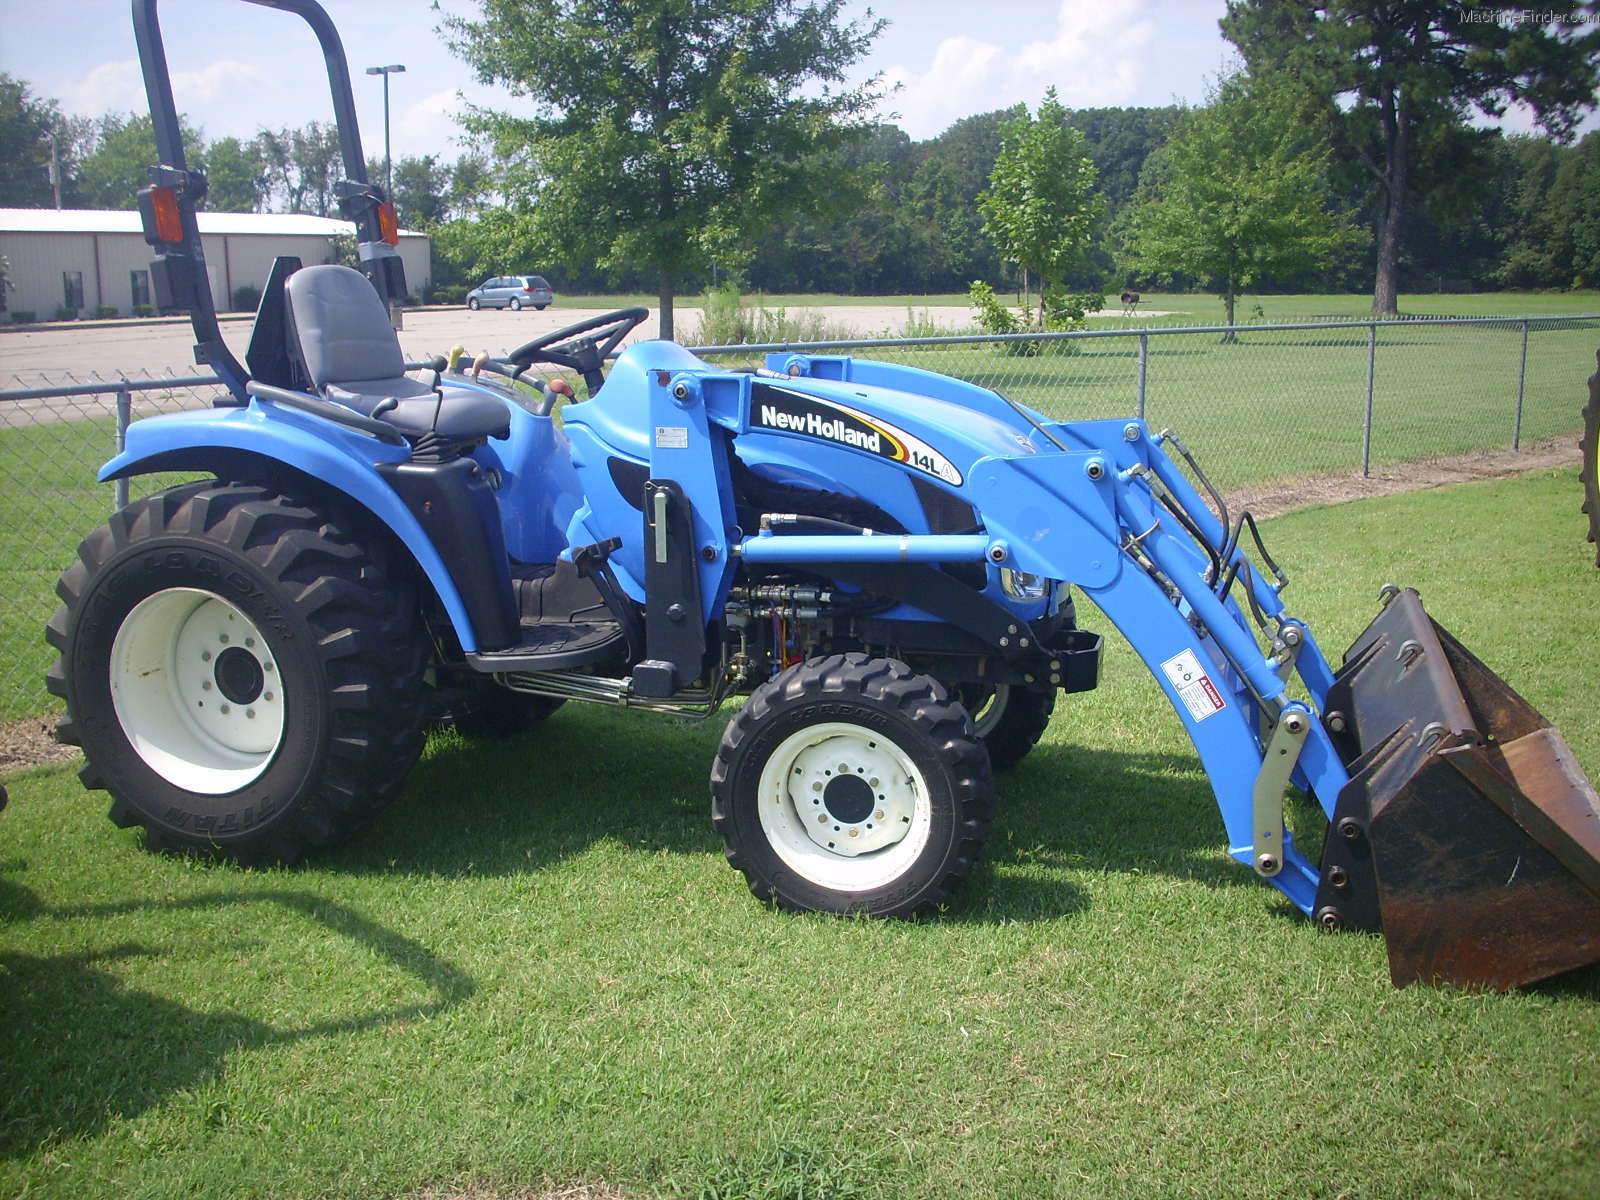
(285, 264), (510, 442)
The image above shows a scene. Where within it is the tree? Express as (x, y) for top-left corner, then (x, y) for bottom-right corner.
(202, 135), (268, 212)
(259, 122), (342, 216)
(1119, 72), (1363, 337)
(442, 0), (886, 339)
(1221, 0), (1600, 315)
(76, 113), (203, 209)
(976, 89), (1103, 326)
(0, 74), (66, 207)
(382, 154), (453, 229)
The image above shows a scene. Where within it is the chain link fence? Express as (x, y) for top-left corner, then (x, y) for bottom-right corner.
(3, 315), (1595, 719)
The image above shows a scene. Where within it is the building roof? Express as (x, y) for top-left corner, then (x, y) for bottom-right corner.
(0, 207), (424, 238)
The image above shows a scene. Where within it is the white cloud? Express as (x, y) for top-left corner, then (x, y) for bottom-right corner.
(63, 58), (267, 132)
(876, 0), (1156, 138)
(393, 89), (472, 158)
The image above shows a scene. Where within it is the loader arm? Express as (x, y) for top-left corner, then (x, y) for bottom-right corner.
(969, 419), (1353, 914)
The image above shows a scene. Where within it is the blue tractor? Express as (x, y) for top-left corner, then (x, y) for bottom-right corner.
(48, 0), (1600, 989)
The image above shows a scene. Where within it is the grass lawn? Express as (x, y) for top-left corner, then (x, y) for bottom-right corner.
(3, 468), (1597, 1199)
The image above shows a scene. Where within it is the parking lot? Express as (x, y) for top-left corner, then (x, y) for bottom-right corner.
(0, 303), (981, 384)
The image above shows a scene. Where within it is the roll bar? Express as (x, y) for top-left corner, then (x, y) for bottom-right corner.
(131, 0), (405, 402)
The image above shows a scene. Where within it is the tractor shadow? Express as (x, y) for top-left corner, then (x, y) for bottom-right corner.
(349, 705), (1242, 924)
(0, 882), (475, 1160)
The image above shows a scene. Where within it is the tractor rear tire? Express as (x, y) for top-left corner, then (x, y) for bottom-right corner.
(46, 481), (428, 863)
(953, 682), (1055, 772)
(1583, 350), (1599, 567)
(711, 653), (993, 917)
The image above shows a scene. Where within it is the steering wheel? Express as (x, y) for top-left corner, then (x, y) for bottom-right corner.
(507, 307), (650, 397)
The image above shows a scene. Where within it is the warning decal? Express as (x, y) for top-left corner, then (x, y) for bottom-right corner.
(1160, 649), (1227, 723)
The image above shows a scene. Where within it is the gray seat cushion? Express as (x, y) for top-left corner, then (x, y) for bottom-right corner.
(285, 265), (508, 441)
(326, 378), (511, 441)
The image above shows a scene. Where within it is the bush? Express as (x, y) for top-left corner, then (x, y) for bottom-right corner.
(403, 294), (421, 307)
(94, 305), (119, 319)
(10, 310), (36, 324)
(132, 304), (156, 318)
(689, 282), (852, 345)
(232, 284), (262, 313)
(432, 284), (468, 306)
(967, 281), (1103, 356)
(52, 306), (78, 322)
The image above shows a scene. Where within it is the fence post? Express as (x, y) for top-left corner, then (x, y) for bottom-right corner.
(114, 386), (131, 512)
(1513, 318), (1529, 450)
(1136, 332), (1148, 422)
(1362, 323), (1376, 478)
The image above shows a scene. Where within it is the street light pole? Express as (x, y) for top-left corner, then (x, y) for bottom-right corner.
(364, 64), (405, 198)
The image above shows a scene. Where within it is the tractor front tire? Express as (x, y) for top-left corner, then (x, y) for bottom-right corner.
(712, 654), (992, 917)
(953, 682), (1055, 772)
(46, 482), (428, 862)
(1583, 349), (1599, 567)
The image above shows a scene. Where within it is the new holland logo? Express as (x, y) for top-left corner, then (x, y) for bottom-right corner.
(751, 385), (963, 486)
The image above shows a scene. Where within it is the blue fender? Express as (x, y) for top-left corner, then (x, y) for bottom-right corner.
(100, 400), (484, 651)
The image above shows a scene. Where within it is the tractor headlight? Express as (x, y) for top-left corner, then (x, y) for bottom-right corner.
(999, 567), (1050, 602)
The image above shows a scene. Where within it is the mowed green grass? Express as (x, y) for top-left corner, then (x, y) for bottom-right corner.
(2, 469), (1597, 1200)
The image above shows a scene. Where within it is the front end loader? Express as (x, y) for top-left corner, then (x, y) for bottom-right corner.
(45, 0), (1600, 991)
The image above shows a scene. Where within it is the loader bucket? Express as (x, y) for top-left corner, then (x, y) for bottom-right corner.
(1315, 589), (1600, 989)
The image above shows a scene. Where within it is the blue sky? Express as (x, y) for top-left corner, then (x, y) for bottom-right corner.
(0, 1), (1237, 156)
(0, 0), (1584, 165)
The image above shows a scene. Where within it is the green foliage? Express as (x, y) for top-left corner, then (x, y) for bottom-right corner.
(51, 306), (77, 321)
(258, 122), (342, 216)
(1120, 72), (1365, 331)
(230, 285), (262, 314)
(379, 154), (453, 230)
(92, 305), (117, 319)
(968, 280), (1102, 355)
(978, 88), (1104, 326)
(689, 281), (852, 345)
(0, 74), (68, 207)
(201, 136), (268, 212)
(131, 304), (155, 318)
(76, 113), (202, 210)
(441, 0), (887, 339)
(322, 233), (359, 271)
(9, 310), (36, 324)
(967, 279), (1021, 337)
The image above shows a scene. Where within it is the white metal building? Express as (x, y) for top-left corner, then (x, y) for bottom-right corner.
(0, 209), (431, 318)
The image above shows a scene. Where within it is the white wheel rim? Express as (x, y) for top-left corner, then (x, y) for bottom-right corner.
(967, 684), (1010, 738)
(110, 587), (287, 794)
(756, 721), (932, 893)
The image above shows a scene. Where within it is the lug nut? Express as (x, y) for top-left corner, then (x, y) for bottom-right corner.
(1316, 906), (1344, 932)
(1328, 865), (1349, 890)
(1337, 817), (1363, 843)
(1327, 711), (1346, 733)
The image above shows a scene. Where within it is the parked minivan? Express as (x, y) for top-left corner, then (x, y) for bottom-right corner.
(466, 275), (555, 311)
